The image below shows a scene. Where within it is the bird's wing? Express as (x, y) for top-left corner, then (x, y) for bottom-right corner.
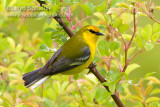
(42, 46), (91, 75)
(40, 48), (62, 73)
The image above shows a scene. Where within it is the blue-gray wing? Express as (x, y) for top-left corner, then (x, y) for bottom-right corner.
(42, 46), (91, 75)
(40, 48), (62, 74)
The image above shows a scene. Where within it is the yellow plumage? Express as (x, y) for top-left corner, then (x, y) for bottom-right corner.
(61, 26), (100, 74)
(22, 25), (103, 88)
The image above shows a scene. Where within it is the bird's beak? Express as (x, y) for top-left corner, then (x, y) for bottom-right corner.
(96, 32), (104, 36)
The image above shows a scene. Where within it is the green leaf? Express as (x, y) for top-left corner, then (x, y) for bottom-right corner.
(152, 33), (160, 43)
(2, 92), (14, 106)
(23, 57), (34, 72)
(146, 97), (160, 103)
(155, 6), (160, 10)
(127, 47), (136, 58)
(97, 40), (109, 56)
(120, 13), (133, 24)
(117, 84), (124, 94)
(132, 85), (143, 96)
(16, 84), (28, 93)
(125, 63), (140, 74)
(7, 37), (15, 50)
(101, 82), (109, 86)
(100, 68), (107, 77)
(46, 17), (52, 25)
(53, 81), (61, 94)
(117, 24), (129, 33)
(93, 56), (101, 63)
(95, 88), (111, 101)
(122, 34), (132, 40)
(116, 72), (124, 82)
(144, 72), (156, 78)
(47, 88), (57, 100)
(0, 66), (8, 73)
(0, 37), (9, 51)
(61, 81), (69, 92)
(104, 14), (110, 23)
(15, 44), (23, 52)
(32, 51), (48, 59)
(146, 76), (160, 85)
(47, 0), (53, 5)
(95, 2), (106, 12)
(14, 52), (28, 59)
(135, 35), (143, 49)
(123, 72), (128, 80)
(110, 0), (125, 8)
(109, 81), (116, 93)
(144, 42), (154, 51)
(128, 95), (143, 102)
(71, 3), (81, 11)
(50, 5), (60, 13)
(15, 103), (24, 107)
(145, 85), (153, 96)
(110, 41), (120, 51)
(150, 88), (160, 95)
(81, 2), (94, 16)
(39, 44), (50, 51)
(0, 33), (4, 38)
(25, 95), (44, 102)
(93, 12), (105, 21)
(116, 2), (131, 10)
(44, 28), (56, 32)
(112, 18), (122, 28)
(153, 23), (160, 33)
(141, 24), (152, 41)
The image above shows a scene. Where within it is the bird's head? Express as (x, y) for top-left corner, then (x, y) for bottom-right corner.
(77, 25), (104, 44)
(81, 25), (103, 36)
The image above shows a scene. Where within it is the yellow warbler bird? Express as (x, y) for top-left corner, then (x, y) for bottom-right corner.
(22, 25), (103, 88)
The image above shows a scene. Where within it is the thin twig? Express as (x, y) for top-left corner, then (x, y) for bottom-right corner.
(147, 12), (160, 24)
(54, 94), (62, 105)
(106, 56), (112, 70)
(78, 88), (86, 106)
(149, 0), (152, 14)
(122, 8), (137, 73)
(112, 56), (123, 72)
(113, 28), (127, 45)
(128, 49), (144, 62)
(127, 8), (137, 49)
(137, 5), (160, 24)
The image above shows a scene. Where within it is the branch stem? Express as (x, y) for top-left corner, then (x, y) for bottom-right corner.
(122, 8), (137, 72)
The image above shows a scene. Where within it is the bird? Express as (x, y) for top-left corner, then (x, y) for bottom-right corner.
(22, 25), (103, 89)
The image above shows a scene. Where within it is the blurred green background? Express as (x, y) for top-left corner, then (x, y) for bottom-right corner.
(0, 0), (160, 106)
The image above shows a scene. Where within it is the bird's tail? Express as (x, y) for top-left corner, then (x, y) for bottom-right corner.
(22, 68), (50, 89)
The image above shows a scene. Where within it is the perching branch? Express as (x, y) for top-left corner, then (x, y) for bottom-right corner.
(53, 16), (74, 37)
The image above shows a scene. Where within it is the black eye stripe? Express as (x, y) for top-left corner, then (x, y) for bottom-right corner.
(89, 29), (98, 34)
(89, 29), (104, 36)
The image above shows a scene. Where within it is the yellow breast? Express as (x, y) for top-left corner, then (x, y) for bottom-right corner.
(61, 32), (98, 75)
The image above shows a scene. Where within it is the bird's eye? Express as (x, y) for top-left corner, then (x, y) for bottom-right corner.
(89, 29), (97, 34)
